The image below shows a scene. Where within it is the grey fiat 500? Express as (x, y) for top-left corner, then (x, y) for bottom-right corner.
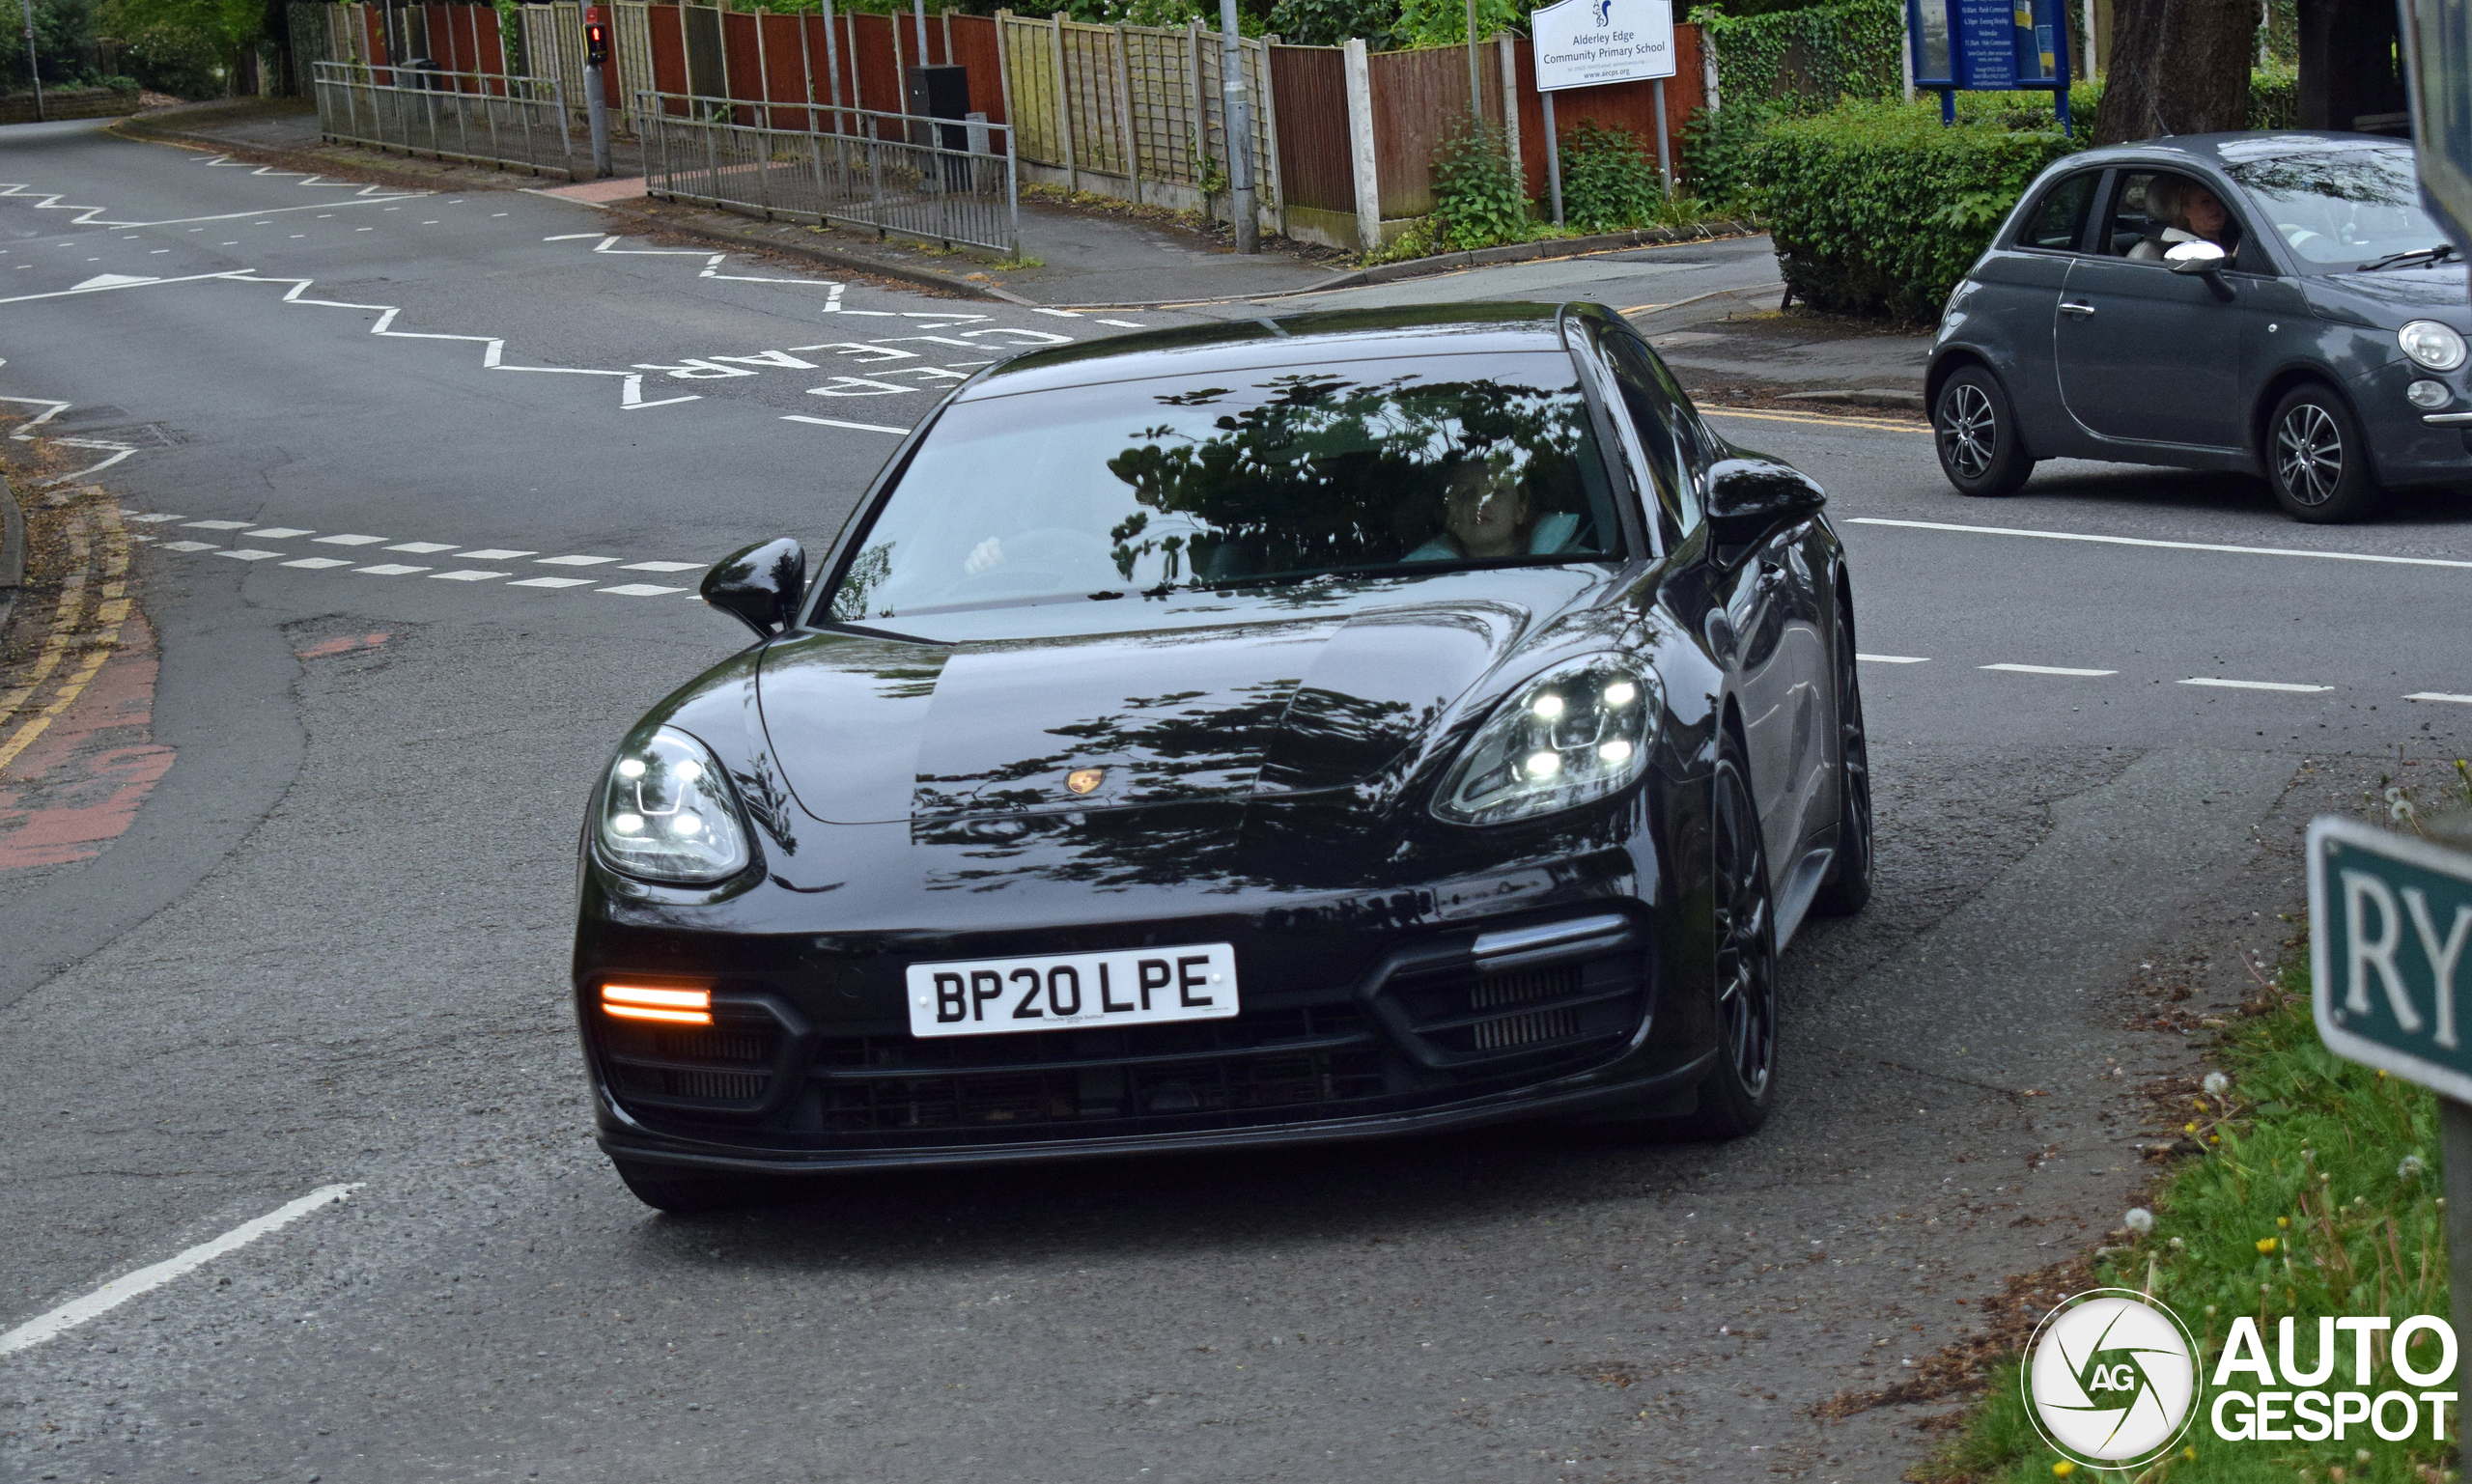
(1926, 132), (2472, 522)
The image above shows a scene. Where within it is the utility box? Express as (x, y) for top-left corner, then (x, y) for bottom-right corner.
(904, 64), (971, 153)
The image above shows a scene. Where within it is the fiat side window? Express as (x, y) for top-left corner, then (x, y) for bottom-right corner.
(2017, 172), (2098, 252)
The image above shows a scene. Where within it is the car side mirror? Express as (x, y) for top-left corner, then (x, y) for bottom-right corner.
(1706, 458), (1827, 544)
(2166, 239), (2228, 275)
(702, 538), (806, 638)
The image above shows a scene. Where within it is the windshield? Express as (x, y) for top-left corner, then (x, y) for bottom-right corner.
(826, 351), (1623, 622)
(2225, 146), (2452, 269)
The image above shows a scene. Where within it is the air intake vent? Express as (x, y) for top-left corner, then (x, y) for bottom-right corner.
(601, 1014), (783, 1114)
(1473, 1004), (1583, 1050)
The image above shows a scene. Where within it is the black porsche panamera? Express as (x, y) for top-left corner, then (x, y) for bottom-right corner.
(572, 302), (1872, 1212)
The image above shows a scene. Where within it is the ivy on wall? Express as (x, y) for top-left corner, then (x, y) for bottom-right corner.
(1687, 0), (1903, 113)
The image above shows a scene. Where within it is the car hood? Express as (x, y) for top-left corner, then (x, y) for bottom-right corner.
(2307, 266), (2472, 326)
(754, 569), (1608, 826)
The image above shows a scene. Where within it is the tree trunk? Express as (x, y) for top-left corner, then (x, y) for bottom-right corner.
(2093, 0), (2255, 143)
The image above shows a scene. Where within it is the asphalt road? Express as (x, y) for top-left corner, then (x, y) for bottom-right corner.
(3, 118), (2470, 1484)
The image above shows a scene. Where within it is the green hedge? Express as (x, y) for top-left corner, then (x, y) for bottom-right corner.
(1755, 99), (2081, 321)
(1689, 0), (1905, 113)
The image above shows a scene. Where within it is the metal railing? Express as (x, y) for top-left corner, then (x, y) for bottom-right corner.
(312, 61), (576, 180)
(637, 93), (1019, 256)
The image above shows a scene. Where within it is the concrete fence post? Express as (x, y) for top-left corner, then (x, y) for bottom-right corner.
(1496, 32), (1520, 192)
(1342, 38), (1378, 254)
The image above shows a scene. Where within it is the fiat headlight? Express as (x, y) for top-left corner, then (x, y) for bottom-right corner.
(1434, 659), (1658, 826)
(2399, 320), (2467, 372)
(594, 726), (750, 883)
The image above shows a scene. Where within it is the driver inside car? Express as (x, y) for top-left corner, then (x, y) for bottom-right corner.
(1406, 457), (1582, 561)
(2128, 175), (2243, 263)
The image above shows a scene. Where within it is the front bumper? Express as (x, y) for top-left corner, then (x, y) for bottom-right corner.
(2355, 357), (2472, 487)
(580, 896), (1701, 1174)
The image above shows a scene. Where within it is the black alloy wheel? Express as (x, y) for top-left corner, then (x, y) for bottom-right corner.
(1811, 608), (1873, 917)
(1687, 739), (1778, 1140)
(611, 1154), (778, 1215)
(1932, 365), (2034, 498)
(2266, 382), (2383, 523)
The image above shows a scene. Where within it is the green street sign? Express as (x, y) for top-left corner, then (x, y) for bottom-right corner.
(2310, 816), (2472, 1099)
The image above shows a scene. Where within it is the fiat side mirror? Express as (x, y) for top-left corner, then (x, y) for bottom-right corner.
(1706, 458), (1827, 545)
(2166, 239), (2228, 275)
(702, 538), (806, 638)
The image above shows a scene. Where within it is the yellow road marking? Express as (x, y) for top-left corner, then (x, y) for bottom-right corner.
(0, 502), (128, 776)
(1701, 406), (1928, 434)
(0, 514), (93, 723)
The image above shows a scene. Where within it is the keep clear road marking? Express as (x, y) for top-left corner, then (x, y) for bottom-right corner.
(784, 414), (910, 434)
(1857, 653), (1929, 664)
(1851, 516), (2472, 574)
(0, 1184), (362, 1358)
(2181, 678), (2335, 693)
(1981, 663), (2119, 677)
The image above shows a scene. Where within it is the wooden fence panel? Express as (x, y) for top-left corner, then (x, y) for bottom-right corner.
(1269, 43), (1350, 215)
(948, 14), (1006, 124)
(1368, 45), (1486, 219)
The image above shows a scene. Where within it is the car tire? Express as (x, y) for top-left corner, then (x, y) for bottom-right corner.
(609, 1155), (777, 1215)
(2266, 382), (2384, 523)
(1933, 365), (2034, 498)
(1811, 607), (1872, 917)
(1684, 736), (1778, 1141)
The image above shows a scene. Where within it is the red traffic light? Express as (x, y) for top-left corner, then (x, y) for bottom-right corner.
(583, 18), (609, 65)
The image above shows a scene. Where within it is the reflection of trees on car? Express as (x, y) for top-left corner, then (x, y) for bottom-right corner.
(1100, 372), (1594, 583)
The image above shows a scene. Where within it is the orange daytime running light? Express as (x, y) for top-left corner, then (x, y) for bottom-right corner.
(600, 984), (712, 1025)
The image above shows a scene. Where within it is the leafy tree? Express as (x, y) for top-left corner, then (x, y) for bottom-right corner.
(1263, 0), (1399, 47)
(1391, 0), (1520, 45)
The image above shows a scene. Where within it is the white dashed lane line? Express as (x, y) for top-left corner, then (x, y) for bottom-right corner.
(1861, 650), (2461, 706)
(2180, 678), (2334, 693)
(125, 512), (703, 598)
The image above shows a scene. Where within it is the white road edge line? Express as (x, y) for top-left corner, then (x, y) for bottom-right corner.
(1850, 517), (2472, 573)
(1981, 663), (2119, 677)
(2180, 678), (2334, 693)
(2407, 692), (2472, 705)
(0, 1184), (362, 1358)
(783, 414), (910, 434)
(1856, 653), (1929, 664)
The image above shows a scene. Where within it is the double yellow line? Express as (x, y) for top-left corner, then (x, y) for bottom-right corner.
(0, 494), (131, 776)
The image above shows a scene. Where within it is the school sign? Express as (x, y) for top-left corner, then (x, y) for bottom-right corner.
(1531, 0), (1675, 92)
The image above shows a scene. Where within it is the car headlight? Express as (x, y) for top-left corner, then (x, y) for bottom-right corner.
(2400, 320), (2467, 372)
(1434, 658), (1658, 826)
(594, 726), (750, 883)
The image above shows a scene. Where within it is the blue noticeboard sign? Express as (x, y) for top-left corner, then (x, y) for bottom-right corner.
(1909, 0), (2073, 133)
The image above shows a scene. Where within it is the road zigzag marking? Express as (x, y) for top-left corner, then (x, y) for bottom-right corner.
(226, 272), (698, 409)
(0, 167), (408, 229)
(0, 378), (140, 485)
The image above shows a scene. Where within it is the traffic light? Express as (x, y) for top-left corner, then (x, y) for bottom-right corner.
(583, 7), (609, 68)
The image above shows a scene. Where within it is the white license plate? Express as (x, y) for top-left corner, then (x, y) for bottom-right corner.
(905, 943), (1240, 1038)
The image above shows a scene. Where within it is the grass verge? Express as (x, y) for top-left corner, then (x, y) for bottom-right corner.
(1913, 962), (2455, 1484)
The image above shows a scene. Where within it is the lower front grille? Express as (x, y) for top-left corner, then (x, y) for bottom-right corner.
(801, 1005), (1388, 1139)
(601, 1016), (784, 1113)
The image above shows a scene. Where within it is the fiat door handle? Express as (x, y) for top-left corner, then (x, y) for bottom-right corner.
(2059, 300), (2096, 318)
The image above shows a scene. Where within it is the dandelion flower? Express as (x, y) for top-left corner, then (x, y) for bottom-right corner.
(2204, 1304), (2218, 1317)
(2185, 1122), (2199, 1134)
(2125, 1208), (2154, 1235)
(2257, 1236), (2278, 1255)
(2205, 1072), (2230, 1097)
(2053, 1464), (2075, 1478)
(2402, 1154), (2428, 1179)
(2210, 1134), (2221, 1144)
(2170, 1236), (2186, 1251)
(2184, 1447), (2198, 1462)
(2360, 1450), (2376, 1467)
(2277, 1215), (2290, 1230)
